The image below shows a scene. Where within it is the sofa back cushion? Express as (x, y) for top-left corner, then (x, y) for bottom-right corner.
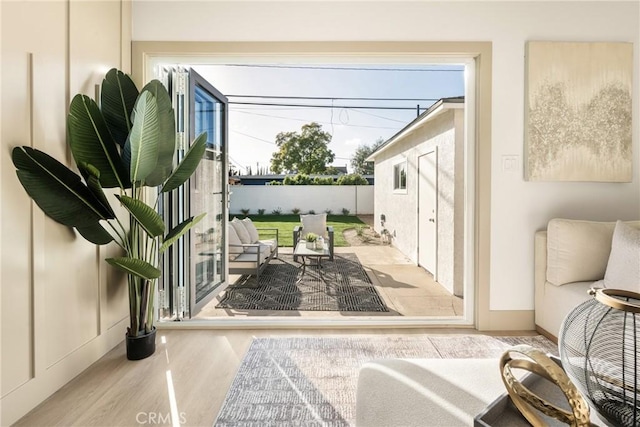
(228, 224), (244, 256)
(242, 218), (260, 243)
(230, 217), (251, 244)
(547, 219), (640, 286)
(604, 221), (640, 291)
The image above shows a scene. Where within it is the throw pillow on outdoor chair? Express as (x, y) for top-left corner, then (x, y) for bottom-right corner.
(294, 213), (334, 261)
(301, 213), (328, 238)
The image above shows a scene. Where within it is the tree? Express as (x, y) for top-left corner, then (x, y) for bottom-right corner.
(324, 166), (341, 175)
(350, 137), (385, 175)
(270, 122), (335, 174)
(337, 173), (369, 185)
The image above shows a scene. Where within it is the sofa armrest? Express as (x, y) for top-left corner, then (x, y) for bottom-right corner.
(293, 226), (302, 245)
(534, 231), (548, 329)
(327, 226), (334, 260)
(257, 227), (279, 242)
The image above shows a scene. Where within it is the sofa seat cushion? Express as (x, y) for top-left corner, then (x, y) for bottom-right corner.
(231, 253), (264, 268)
(604, 221), (640, 291)
(541, 279), (602, 338)
(242, 242), (271, 260)
(233, 245), (271, 266)
(258, 239), (277, 252)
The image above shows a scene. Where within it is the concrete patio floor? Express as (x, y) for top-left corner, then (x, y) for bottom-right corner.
(195, 245), (463, 318)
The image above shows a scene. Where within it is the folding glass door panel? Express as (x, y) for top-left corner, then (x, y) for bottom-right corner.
(156, 67), (228, 320)
(189, 68), (228, 315)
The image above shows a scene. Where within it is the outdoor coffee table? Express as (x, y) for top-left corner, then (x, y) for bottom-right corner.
(293, 241), (331, 283)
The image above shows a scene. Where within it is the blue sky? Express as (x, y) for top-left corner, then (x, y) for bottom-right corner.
(193, 64), (465, 174)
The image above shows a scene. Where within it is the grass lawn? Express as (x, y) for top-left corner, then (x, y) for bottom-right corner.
(232, 214), (366, 247)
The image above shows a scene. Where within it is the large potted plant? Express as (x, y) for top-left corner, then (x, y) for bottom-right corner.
(11, 69), (206, 360)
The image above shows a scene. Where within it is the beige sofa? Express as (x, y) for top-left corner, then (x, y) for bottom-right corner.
(534, 218), (640, 341)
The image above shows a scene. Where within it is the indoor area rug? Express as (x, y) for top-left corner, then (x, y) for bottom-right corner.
(216, 253), (388, 312)
(213, 334), (557, 426)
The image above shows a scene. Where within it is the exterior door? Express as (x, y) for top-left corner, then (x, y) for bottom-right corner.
(188, 69), (229, 315)
(156, 67), (228, 319)
(418, 150), (437, 277)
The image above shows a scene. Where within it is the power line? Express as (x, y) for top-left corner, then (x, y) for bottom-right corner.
(231, 109), (401, 130)
(231, 106), (327, 112)
(232, 104), (417, 124)
(349, 108), (409, 124)
(231, 130), (276, 145)
(231, 130), (358, 162)
(227, 94), (440, 102)
(230, 101), (420, 110)
(228, 155), (247, 172)
(222, 64), (464, 72)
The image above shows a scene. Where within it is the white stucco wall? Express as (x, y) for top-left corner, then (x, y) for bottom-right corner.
(373, 109), (464, 296)
(230, 185), (374, 215)
(132, 1), (640, 311)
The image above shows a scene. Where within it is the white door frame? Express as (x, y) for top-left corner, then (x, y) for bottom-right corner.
(133, 42), (484, 328)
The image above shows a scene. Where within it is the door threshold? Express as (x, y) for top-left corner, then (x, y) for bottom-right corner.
(157, 316), (474, 330)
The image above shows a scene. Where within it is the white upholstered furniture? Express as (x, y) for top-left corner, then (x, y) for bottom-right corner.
(228, 218), (278, 280)
(356, 358), (513, 427)
(535, 218), (640, 340)
(293, 213), (334, 261)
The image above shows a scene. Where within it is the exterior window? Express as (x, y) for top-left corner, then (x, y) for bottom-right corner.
(393, 162), (407, 191)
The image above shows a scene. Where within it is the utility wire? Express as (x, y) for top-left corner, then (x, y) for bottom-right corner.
(221, 64), (464, 72)
(232, 130), (276, 145)
(227, 94), (441, 102)
(350, 108), (409, 124)
(232, 110), (401, 130)
(232, 104), (415, 124)
(231, 106), (327, 112)
(230, 101), (419, 110)
(231, 130), (362, 162)
(228, 155), (247, 172)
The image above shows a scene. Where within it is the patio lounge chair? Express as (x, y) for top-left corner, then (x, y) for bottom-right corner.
(293, 213), (334, 262)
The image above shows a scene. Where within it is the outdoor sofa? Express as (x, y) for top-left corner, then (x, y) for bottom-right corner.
(228, 218), (279, 280)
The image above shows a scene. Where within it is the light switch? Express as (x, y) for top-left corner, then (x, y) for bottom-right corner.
(502, 155), (519, 172)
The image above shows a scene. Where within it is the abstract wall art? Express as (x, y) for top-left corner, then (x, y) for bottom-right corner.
(525, 41), (633, 182)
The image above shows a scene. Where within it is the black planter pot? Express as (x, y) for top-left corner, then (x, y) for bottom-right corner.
(126, 327), (156, 360)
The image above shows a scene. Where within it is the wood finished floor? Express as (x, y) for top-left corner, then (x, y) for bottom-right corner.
(196, 246), (464, 318)
(14, 328), (539, 427)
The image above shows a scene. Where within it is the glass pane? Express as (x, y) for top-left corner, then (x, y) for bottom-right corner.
(192, 84), (225, 304)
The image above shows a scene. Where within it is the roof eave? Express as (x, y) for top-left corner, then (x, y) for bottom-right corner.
(366, 99), (464, 162)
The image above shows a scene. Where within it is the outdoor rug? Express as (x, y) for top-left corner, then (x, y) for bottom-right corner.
(216, 253), (388, 312)
(213, 334), (557, 426)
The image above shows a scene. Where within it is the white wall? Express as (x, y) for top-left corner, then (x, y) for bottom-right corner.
(230, 185), (374, 215)
(132, 1), (640, 312)
(1, 1), (131, 424)
(373, 109), (464, 295)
